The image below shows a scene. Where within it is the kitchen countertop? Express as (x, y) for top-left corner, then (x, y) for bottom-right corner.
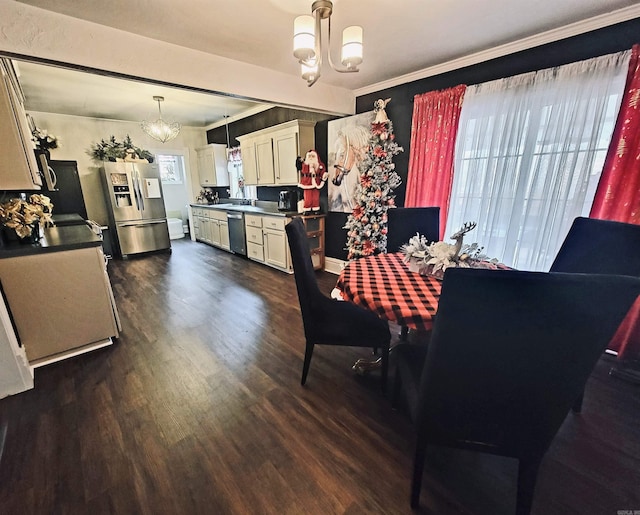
(190, 203), (300, 218)
(0, 224), (102, 258)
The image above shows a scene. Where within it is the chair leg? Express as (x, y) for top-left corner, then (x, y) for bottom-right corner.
(380, 344), (390, 393)
(516, 458), (541, 515)
(301, 342), (314, 385)
(571, 389), (584, 413)
(410, 437), (428, 509)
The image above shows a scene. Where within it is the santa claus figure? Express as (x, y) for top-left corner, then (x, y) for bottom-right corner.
(297, 150), (328, 213)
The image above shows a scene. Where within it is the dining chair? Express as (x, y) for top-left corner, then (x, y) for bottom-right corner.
(386, 207), (440, 253)
(285, 218), (391, 390)
(392, 267), (640, 514)
(550, 216), (640, 276)
(550, 216), (640, 410)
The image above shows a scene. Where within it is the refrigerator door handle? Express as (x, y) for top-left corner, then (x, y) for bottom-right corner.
(137, 170), (145, 212)
(119, 221), (167, 228)
(132, 170), (143, 212)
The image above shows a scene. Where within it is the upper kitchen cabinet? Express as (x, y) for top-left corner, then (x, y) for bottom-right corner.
(0, 59), (42, 190)
(196, 143), (229, 187)
(238, 120), (315, 186)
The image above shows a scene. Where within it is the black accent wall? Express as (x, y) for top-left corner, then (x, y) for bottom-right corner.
(209, 18), (640, 262)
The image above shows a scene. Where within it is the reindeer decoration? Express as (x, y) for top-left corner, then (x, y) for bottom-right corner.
(450, 221), (477, 257)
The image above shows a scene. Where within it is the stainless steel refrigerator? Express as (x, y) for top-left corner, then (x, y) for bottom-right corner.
(101, 161), (171, 258)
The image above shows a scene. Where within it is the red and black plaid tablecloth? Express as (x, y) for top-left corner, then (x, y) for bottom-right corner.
(336, 253), (441, 332)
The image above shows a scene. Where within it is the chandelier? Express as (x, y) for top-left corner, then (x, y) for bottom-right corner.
(141, 96), (181, 143)
(293, 0), (363, 87)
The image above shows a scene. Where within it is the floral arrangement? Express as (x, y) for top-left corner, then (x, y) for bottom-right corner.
(401, 221), (499, 278)
(32, 127), (59, 151)
(0, 194), (54, 239)
(196, 188), (218, 204)
(88, 135), (154, 162)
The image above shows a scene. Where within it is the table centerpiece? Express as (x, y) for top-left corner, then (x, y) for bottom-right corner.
(400, 221), (500, 279)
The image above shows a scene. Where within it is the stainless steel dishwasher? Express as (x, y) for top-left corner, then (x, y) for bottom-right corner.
(227, 212), (247, 255)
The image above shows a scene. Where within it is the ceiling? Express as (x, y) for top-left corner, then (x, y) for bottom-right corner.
(11, 0), (640, 127)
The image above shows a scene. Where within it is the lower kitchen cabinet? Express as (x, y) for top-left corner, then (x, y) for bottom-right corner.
(191, 205), (230, 252)
(0, 245), (120, 365)
(246, 213), (292, 271)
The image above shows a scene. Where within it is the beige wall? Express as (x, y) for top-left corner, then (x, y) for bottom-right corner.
(28, 111), (206, 225)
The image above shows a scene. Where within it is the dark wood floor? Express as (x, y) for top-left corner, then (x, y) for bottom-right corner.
(1, 238), (639, 514)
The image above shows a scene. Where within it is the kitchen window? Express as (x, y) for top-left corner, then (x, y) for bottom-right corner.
(157, 154), (185, 184)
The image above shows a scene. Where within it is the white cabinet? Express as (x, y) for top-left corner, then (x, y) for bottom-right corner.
(0, 59), (42, 190)
(196, 143), (229, 187)
(0, 245), (119, 365)
(245, 214), (292, 272)
(240, 140), (258, 185)
(237, 120), (315, 186)
(191, 206), (230, 252)
(209, 210), (230, 251)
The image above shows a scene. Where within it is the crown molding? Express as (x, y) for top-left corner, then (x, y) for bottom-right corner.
(354, 5), (640, 97)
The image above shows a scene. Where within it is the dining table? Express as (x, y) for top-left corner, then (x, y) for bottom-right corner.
(334, 252), (640, 378)
(334, 252), (442, 332)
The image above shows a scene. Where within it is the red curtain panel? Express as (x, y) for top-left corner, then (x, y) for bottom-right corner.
(590, 44), (640, 224)
(404, 85), (466, 239)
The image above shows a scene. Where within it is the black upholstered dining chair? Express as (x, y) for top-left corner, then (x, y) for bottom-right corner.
(392, 267), (640, 514)
(386, 207), (440, 253)
(550, 216), (640, 410)
(285, 218), (391, 390)
(550, 216), (640, 276)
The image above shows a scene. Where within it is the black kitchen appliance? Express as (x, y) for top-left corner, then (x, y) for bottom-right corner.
(45, 160), (88, 219)
(278, 190), (296, 211)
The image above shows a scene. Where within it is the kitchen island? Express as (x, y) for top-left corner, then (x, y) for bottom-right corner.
(0, 224), (120, 367)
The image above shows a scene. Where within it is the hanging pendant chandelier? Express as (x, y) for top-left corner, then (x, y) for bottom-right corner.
(141, 96), (181, 143)
(293, 0), (363, 87)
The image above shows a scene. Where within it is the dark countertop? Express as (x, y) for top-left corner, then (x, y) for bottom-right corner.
(190, 203), (300, 218)
(0, 224), (102, 259)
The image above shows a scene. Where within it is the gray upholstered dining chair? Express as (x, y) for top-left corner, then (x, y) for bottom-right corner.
(285, 218), (391, 390)
(392, 267), (640, 514)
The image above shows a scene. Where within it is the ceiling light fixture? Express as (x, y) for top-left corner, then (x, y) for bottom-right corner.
(141, 96), (181, 143)
(293, 0), (363, 87)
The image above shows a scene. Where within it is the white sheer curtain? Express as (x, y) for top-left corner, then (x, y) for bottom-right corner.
(446, 51), (630, 271)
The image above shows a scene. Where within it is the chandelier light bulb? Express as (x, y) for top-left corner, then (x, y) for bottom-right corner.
(341, 26), (363, 69)
(293, 15), (316, 61)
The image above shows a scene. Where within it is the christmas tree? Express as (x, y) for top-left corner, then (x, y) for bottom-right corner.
(344, 99), (403, 260)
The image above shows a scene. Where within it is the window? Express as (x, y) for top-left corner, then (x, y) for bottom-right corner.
(157, 154), (185, 184)
(446, 51), (629, 271)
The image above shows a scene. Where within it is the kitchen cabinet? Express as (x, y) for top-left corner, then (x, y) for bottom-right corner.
(196, 143), (229, 187)
(191, 206), (230, 252)
(237, 120), (315, 186)
(245, 214), (292, 272)
(208, 209), (230, 251)
(0, 244), (120, 366)
(0, 58), (42, 190)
